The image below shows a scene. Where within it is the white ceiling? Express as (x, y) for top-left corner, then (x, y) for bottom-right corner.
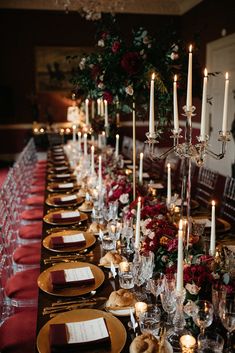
(0, 0), (203, 15)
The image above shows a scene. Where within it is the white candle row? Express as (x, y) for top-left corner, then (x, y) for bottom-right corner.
(150, 46), (230, 139)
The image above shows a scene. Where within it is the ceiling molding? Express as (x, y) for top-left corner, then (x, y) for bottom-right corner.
(0, 0), (203, 15)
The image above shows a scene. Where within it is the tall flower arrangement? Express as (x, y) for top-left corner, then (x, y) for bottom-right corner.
(68, 16), (188, 128)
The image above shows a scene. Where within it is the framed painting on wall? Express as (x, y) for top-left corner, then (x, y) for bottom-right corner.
(34, 46), (92, 123)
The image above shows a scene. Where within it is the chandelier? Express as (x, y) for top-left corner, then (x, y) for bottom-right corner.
(55, 0), (127, 20)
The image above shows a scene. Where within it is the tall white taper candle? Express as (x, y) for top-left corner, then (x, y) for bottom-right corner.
(98, 155), (102, 191)
(85, 98), (89, 125)
(222, 72), (229, 135)
(78, 131), (81, 152)
(149, 73), (155, 137)
(91, 145), (95, 174)
(209, 200), (216, 256)
(167, 163), (171, 205)
(176, 219), (184, 292)
(135, 197), (141, 249)
(72, 125), (76, 142)
(173, 75), (179, 132)
(186, 45), (193, 111)
(83, 133), (87, 156)
(115, 134), (119, 158)
(139, 152), (143, 184)
(200, 68), (208, 140)
(104, 99), (108, 127)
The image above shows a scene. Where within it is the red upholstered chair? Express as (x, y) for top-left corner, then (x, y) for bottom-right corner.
(29, 185), (45, 194)
(21, 207), (44, 221)
(24, 195), (45, 207)
(0, 308), (37, 353)
(19, 222), (43, 240)
(13, 242), (41, 268)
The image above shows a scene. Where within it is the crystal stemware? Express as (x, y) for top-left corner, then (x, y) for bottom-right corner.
(192, 300), (214, 335)
(219, 293), (235, 353)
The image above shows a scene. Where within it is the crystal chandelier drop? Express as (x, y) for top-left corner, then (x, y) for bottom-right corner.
(56, 0), (127, 20)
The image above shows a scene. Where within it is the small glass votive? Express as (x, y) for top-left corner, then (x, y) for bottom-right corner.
(197, 332), (224, 353)
(101, 233), (116, 251)
(180, 335), (196, 353)
(134, 301), (148, 319)
(139, 306), (161, 338)
(118, 262), (134, 289)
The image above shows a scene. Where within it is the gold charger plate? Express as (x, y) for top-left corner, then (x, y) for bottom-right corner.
(45, 194), (83, 208)
(78, 205), (93, 213)
(43, 210), (88, 226)
(37, 262), (105, 297)
(47, 167), (71, 174)
(37, 309), (127, 353)
(43, 230), (96, 253)
(47, 182), (79, 193)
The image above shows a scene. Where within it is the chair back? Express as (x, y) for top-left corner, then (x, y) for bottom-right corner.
(194, 167), (218, 209)
(220, 177), (235, 229)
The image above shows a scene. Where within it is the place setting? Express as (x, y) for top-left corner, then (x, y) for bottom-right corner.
(43, 208), (88, 226)
(45, 193), (84, 207)
(47, 181), (80, 193)
(37, 261), (105, 297)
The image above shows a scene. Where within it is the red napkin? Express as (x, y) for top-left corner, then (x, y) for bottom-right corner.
(51, 211), (80, 223)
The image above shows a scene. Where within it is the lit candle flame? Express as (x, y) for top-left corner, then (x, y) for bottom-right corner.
(72, 124), (76, 130)
(204, 68), (208, 77)
(167, 163), (171, 168)
(189, 44), (193, 53)
(116, 134), (119, 139)
(78, 131), (81, 136)
(102, 131), (105, 136)
(151, 73), (155, 80)
(212, 200), (215, 206)
(84, 133), (87, 138)
(225, 72), (229, 80)
(174, 74), (177, 82)
(138, 196), (141, 202)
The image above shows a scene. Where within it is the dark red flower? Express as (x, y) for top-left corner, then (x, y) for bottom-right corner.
(103, 91), (113, 104)
(112, 41), (121, 53)
(121, 52), (142, 76)
(91, 64), (101, 80)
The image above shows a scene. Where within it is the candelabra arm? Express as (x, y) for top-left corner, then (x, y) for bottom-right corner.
(205, 131), (231, 160)
(153, 145), (176, 160)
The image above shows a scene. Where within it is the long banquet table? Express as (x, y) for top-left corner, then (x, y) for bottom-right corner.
(35, 152), (138, 353)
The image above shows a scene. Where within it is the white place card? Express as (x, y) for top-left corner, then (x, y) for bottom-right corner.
(64, 267), (94, 283)
(61, 211), (80, 219)
(59, 195), (77, 202)
(62, 233), (85, 244)
(58, 183), (74, 189)
(55, 174), (71, 178)
(55, 166), (67, 171)
(66, 318), (109, 344)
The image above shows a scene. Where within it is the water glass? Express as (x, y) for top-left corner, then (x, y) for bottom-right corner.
(197, 332), (224, 353)
(101, 233), (116, 251)
(118, 263), (134, 289)
(139, 306), (161, 338)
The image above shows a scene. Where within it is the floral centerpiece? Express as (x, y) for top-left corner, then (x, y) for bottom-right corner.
(68, 15), (189, 132)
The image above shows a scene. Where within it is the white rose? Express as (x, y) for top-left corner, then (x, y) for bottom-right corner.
(185, 283), (201, 295)
(119, 193), (129, 204)
(108, 190), (113, 197)
(125, 85), (134, 96)
(98, 39), (105, 47)
(98, 82), (105, 89)
(148, 231), (155, 240)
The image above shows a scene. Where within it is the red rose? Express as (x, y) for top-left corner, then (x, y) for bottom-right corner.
(121, 52), (142, 76)
(112, 41), (121, 53)
(103, 91), (113, 104)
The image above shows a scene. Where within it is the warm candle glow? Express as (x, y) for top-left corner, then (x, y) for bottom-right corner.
(189, 44), (192, 53)
(212, 200), (215, 206)
(72, 124), (76, 130)
(134, 302), (148, 318)
(102, 131), (105, 136)
(119, 261), (130, 272)
(225, 72), (229, 80)
(167, 163), (171, 168)
(138, 196), (141, 203)
(204, 68), (208, 77)
(174, 74), (177, 82)
(180, 334), (196, 350)
(151, 73), (155, 80)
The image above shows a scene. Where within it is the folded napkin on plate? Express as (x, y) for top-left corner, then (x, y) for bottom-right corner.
(50, 267), (95, 289)
(49, 318), (110, 352)
(51, 211), (80, 223)
(50, 233), (86, 249)
(53, 194), (77, 205)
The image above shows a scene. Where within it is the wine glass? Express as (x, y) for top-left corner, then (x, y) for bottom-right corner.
(160, 275), (177, 326)
(147, 272), (165, 301)
(219, 293), (235, 353)
(192, 300), (214, 335)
